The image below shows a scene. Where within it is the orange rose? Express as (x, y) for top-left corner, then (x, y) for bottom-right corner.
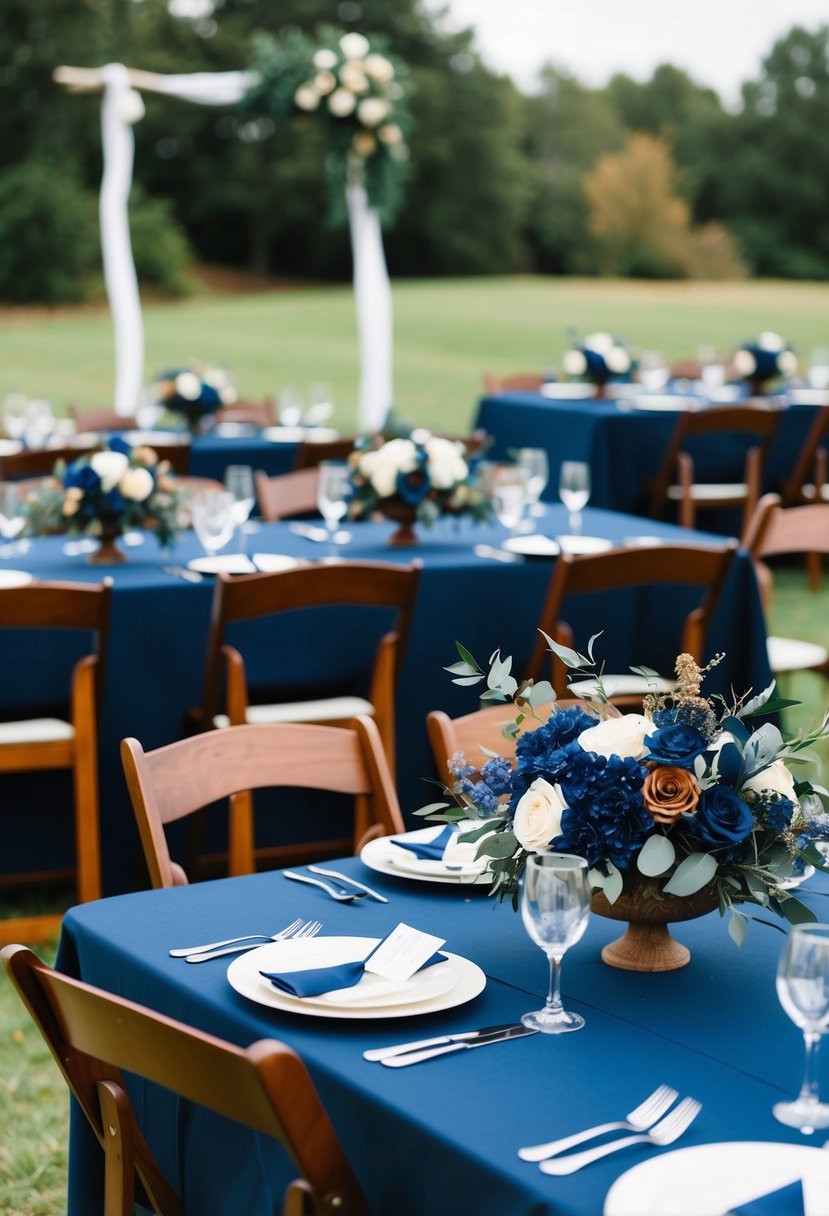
(642, 765), (700, 824)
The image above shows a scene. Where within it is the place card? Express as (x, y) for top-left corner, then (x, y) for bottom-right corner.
(364, 924), (446, 983)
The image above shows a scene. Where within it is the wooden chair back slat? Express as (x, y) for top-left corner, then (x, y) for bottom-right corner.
(745, 493), (829, 559)
(782, 405), (829, 505)
(255, 468), (320, 521)
(70, 407), (138, 433)
(483, 373), (544, 395)
(293, 438), (358, 470)
(213, 398), (276, 428)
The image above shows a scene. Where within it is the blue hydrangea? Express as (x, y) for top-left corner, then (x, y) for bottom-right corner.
(454, 755), (513, 818)
(515, 707), (597, 778)
(754, 795), (795, 833)
(553, 752), (651, 869)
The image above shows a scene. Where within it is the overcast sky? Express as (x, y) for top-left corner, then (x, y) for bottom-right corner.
(429, 0), (829, 105)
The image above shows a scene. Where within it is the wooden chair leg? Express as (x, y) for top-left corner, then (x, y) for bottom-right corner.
(97, 1080), (135, 1216)
(228, 789), (255, 876)
(72, 660), (102, 903)
(808, 551), (822, 592)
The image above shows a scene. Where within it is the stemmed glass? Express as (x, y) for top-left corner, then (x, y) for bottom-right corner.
(521, 854), (590, 1034)
(317, 461), (350, 558)
(639, 350), (669, 392)
(773, 923), (829, 1132)
(808, 348), (829, 390)
(491, 464), (529, 539)
(558, 461), (591, 533)
(23, 399), (54, 450)
(279, 387), (304, 429)
(2, 394), (28, 442)
(517, 448), (549, 519)
(307, 382), (334, 426)
(0, 486), (27, 558)
(224, 465), (257, 552)
(190, 489), (236, 561)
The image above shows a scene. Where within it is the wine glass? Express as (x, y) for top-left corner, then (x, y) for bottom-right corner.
(517, 448), (549, 519)
(279, 387), (304, 429)
(0, 486), (26, 558)
(773, 923), (829, 1132)
(491, 464), (529, 539)
(23, 399), (54, 450)
(307, 382), (334, 426)
(190, 489), (236, 560)
(698, 345), (725, 392)
(558, 461), (591, 533)
(808, 348), (829, 390)
(520, 854), (590, 1034)
(317, 461), (350, 558)
(224, 464), (256, 552)
(3, 394), (28, 441)
(639, 350), (669, 392)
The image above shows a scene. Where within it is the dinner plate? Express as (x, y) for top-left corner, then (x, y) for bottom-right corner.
(789, 388), (829, 406)
(261, 426), (305, 443)
(128, 430), (189, 446)
(539, 382), (595, 400)
(0, 570), (34, 589)
(187, 554), (258, 575)
(502, 534), (561, 558)
(556, 535), (614, 554)
(360, 826), (493, 886)
(604, 1141), (829, 1216)
(227, 936), (486, 1020)
(250, 553), (302, 573)
(622, 535), (664, 548)
(631, 396), (694, 412)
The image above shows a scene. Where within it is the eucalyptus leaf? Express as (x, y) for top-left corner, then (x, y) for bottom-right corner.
(629, 664), (660, 679)
(539, 629), (588, 670)
(587, 631), (604, 662)
(779, 896), (818, 926)
(636, 834), (676, 877)
(720, 715), (750, 745)
(444, 660), (479, 676)
(412, 801), (451, 816)
(459, 820), (504, 843)
(452, 674), (485, 687)
(588, 866), (606, 890)
(528, 680), (555, 709)
(663, 851), (718, 896)
(738, 682), (776, 718)
(728, 910), (747, 947)
(604, 861), (624, 904)
(475, 832), (518, 860)
(741, 723), (785, 780)
(454, 641), (479, 671)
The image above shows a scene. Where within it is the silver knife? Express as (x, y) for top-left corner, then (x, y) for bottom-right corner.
(381, 1025), (538, 1067)
(473, 544), (524, 564)
(162, 564), (204, 583)
(307, 865), (388, 903)
(288, 522), (329, 543)
(363, 1023), (519, 1063)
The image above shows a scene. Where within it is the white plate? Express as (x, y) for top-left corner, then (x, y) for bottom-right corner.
(539, 382), (595, 400)
(631, 396), (694, 412)
(187, 554), (258, 575)
(605, 1141), (829, 1216)
(0, 570), (34, 589)
(502, 534), (561, 558)
(360, 826), (493, 885)
(251, 553), (302, 573)
(128, 430), (189, 446)
(789, 388), (829, 406)
(556, 535), (614, 554)
(228, 936), (485, 1020)
(0, 439), (23, 456)
(261, 426), (305, 443)
(622, 535), (665, 548)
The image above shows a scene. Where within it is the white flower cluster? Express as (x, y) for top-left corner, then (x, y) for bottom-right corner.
(63, 450), (155, 517)
(562, 331), (632, 378)
(733, 331), (798, 379)
(172, 368), (237, 407)
(354, 432), (469, 500)
(293, 32), (406, 161)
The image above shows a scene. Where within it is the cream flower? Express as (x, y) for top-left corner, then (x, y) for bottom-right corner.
(378, 122), (403, 146)
(578, 713), (653, 760)
(759, 331), (786, 352)
(352, 131), (377, 157)
(778, 350), (798, 377)
(132, 446), (157, 467)
(585, 332), (614, 354)
(174, 372), (202, 401)
(294, 84), (321, 112)
(733, 350), (757, 376)
(340, 32), (370, 59)
(119, 467), (154, 502)
(742, 759), (798, 806)
(313, 70), (336, 96)
(562, 350), (587, 377)
(364, 53), (395, 82)
(90, 451), (129, 492)
(426, 436), (468, 489)
(513, 778), (567, 853)
(357, 96), (390, 127)
(605, 345), (631, 374)
(328, 88), (357, 117)
(313, 48), (338, 70)
(340, 61), (369, 94)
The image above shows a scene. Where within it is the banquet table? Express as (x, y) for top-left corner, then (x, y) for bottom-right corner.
(187, 432), (297, 483)
(475, 388), (825, 519)
(3, 507), (770, 893)
(57, 859), (829, 1216)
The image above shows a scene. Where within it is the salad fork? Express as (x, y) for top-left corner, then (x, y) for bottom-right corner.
(169, 917), (304, 957)
(518, 1084), (678, 1161)
(184, 919), (322, 963)
(538, 1097), (702, 1175)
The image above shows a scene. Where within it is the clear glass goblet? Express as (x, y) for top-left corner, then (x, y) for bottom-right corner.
(558, 461), (591, 533)
(190, 489), (236, 559)
(521, 853), (590, 1034)
(0, 486), (26, 558)
(224, 464), (256, 551)
(774, 923), (829, 1133)
(517, 448), (549, 519)
(317, 461), (350, 558)
(491, 464), (529, 538)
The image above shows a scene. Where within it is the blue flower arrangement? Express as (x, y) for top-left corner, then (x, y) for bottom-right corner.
(561, 331), (637, 392)
(733, 332), (798, 389)
(422, 640), (829, 941)
(153, 366), (236, 433)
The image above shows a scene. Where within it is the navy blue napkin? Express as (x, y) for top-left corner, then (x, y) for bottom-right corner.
(729, 1179), (804, 1216)
(391, 824), (455, 862)
(260, 936), (446, 999)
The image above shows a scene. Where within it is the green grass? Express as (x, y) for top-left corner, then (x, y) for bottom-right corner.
(1, 275), (828, 1213)
(2, 275), (829, 433)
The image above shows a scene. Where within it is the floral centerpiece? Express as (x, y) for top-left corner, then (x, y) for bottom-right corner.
(153, 366), (236, 434)
(733, 332), (798, 394)
(561, 332), (636, 399)
(22, 438), (180, 564)
(421, 637), (829, 971)
(347, 429), (491, 545)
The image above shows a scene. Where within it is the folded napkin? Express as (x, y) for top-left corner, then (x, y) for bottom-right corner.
(391, 825), (455, 862)
(260, 941), (446, 999)
(729, 1179), (804, 1216)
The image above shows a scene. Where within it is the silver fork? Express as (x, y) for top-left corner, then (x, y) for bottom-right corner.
(182, 920), (322, 963)
(169, 917), (304, 957)
(518, 1085), (678, 1161)
(538, 1097), (702, 1175)
(283, 871), (368, 902)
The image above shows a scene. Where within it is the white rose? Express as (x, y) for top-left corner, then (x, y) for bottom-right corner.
(585, 332), (614, 354)
(370, 455), (400, 498)
(119, 467), (154, 502)
(426, 436), (467, 489)
(313, 48), (338, 70)
(313, 71), (336, 96)
(759, 331), (786, 352)
(328, 88), (357, 117)
(294, 84), (320, 112)
(340, 32), (370, 59)
(174, 372), (202, 401)
(340, 61), (369, 94)
(378, 122), (403, 146)
(90, 451), (129, 492)
(381, 438), (417, 472)
(777, 350), (798, 377)
(733, 350), (757, 376)
(742, 759), (798, 805)
(513, 778), (567, 853)
(117, 89), (145, 125)
(357, 97), (390, 127)
(411, 428), (432, 445)
(605, 346), (630, 374)
(219, 385), (238, 405)
(578, 713), (653, 760)
(364, 53), (395, 82)
(562, 350), (587, 377)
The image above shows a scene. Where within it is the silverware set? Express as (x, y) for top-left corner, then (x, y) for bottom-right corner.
(170, 917), (321, 963)
(283, 867), (387, 903)
(364, 1023), (537, 1067)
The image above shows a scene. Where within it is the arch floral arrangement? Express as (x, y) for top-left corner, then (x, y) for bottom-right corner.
(419, 636), (829, 943)
(244, 27), (412, 223)
(153, 366), (237, 434)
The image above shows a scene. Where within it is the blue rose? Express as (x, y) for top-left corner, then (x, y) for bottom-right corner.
(396, 468), (430, 505)
(108, 435), (132, 457)
(645, 723), (708, 769)
(693, 785), (754, 856)
(65, 462), (100, 492)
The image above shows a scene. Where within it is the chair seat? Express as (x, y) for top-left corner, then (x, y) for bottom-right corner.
(767, 635), (829, 674)
(0, 718), (75, 745)
(667, 483), (747, 502)
(568, 675), (677, 698)
(214, 696), (374, 729)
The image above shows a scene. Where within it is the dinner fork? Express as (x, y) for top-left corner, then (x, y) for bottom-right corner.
(518, 1084), (679, 1161)
(283, 871), (368, 902)
(169, 917), (305, 957)
(184, 919), (322, 963)
(538, 1097), (702, 1175)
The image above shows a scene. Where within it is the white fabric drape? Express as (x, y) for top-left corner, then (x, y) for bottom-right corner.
(346, 182), (393, 433)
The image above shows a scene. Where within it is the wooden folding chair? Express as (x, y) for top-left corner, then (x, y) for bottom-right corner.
(293, 438), (358, 470)
(743, 493), (829, 683)
(2, 944), (370, 1216)
(483, 373), (544, 395)
(255, 468), (320, 522)
(122, 718), (405, 884)
(193, 561), (421, 779)
(0, 580), (111, 945)
(647, 403), (781, 532)
(524, 543), (738, 704)
(781, 404), (829, 513)
(213, 398), (277, 428)
(69, 406), (138, 433)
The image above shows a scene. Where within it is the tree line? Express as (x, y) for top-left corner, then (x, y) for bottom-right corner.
(0, 0), (827, 302)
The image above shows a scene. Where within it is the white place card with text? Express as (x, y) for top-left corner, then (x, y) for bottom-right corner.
(364, 923), (446, 983)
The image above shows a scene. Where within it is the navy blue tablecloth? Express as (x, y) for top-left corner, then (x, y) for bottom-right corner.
(58, 862), (829, 1216)
(3, 507), (770, 892)
(188, 434), (296, 482)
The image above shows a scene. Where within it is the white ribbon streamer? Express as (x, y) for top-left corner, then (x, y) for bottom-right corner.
(346, 182), (393, 433)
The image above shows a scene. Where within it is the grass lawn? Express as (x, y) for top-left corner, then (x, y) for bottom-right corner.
(1, 275), (829, 1212)
(2, 275), (829, 434)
